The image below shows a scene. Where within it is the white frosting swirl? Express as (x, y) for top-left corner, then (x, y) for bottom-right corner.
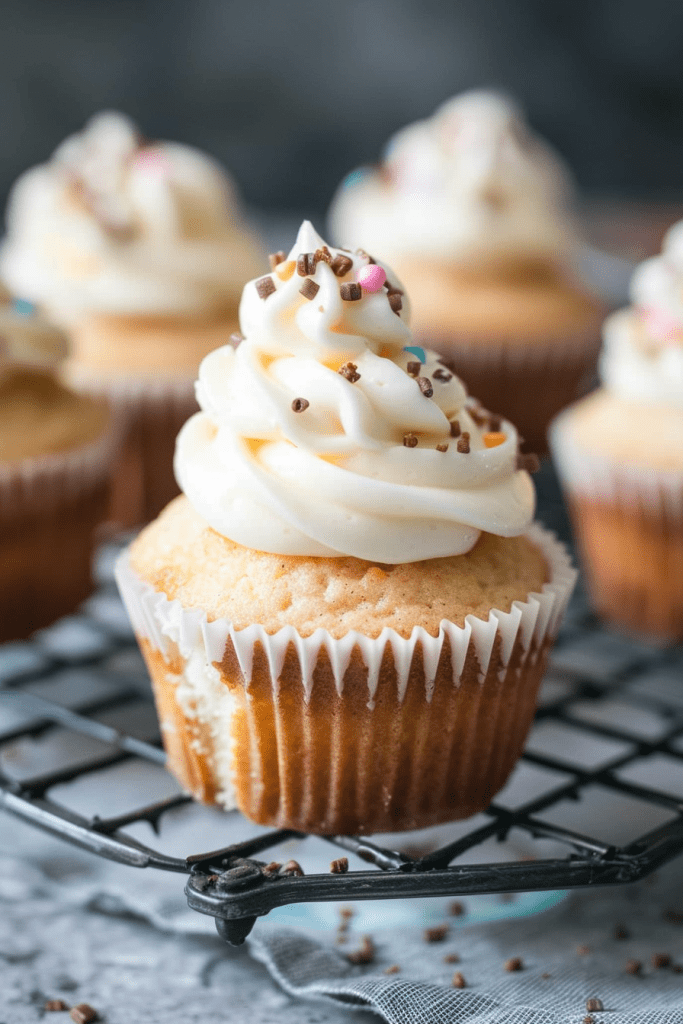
(0, 111), (264, 324)
(600, 220), (683, 409)
(175, 222), (535, 563)
(329, 90), (577, 267)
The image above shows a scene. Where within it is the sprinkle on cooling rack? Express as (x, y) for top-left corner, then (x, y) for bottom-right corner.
(449, 901), (466, 917)
(330, 857), (349, 874)
(451, 972), (467, 989)
(384, 964), (400, 975)
(297, 252), (317, 276)
(300, 279), (320, 301)
(268, 250), (286, 269)
(417, 376), (434, 398)
(585, 998), (604, 1013)
(652, 953), (672, 969)
(291, 398), (309, 413)
(424, 925), (449, 943)
(388, 292), (403, 314)
(614, 924), (629, 940)
(338, 362), (361, 383)
(625, 959), (642, 975)
(340, 282), (362, 301)
(436, 443), (449, 452)
(280, 859), (304, 876)
(70, 1006), (99, 1024)
(457, 432), (471, 454)
(504, 957), (524, 972)
(449, 420), (461, 438)
(444, 953), (461, 964)
(255, 276), (276, 299)
(262, 861), (282, 877)
(330, 253), (353, 277)
(403, 433), (418, 448)
(347, 936), (375, 965)
(45, 1001), (69, 1012)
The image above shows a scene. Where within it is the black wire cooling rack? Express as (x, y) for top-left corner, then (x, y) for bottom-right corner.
(1, 467), (683, 946)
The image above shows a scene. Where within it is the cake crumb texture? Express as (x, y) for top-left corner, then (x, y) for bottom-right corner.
(130, 496), (548, 638)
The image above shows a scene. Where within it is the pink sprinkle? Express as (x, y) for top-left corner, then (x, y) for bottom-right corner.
(641, 306), (683, 345)
(134, 148), (168, 174)
(357, 264), (387, 292)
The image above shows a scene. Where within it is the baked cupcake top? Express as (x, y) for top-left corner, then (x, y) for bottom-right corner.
(0, 111), (264, 325)
(328, 90), (577, 271)
(175, 221), (536, 564)
(601, 220), (683, 409)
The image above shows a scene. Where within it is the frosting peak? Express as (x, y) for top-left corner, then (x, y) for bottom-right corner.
(175, 223), (535, 564)
(329, 90), (577, 268)
(0, 111), (264, 323)
(601, 219), (683, 408)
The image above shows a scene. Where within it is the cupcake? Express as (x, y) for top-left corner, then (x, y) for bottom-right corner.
(551, 221), (683, 642)
(0, 298), (118, 642)
(116, 222), (576, 835)
(328, 90), (606, 453)
(0, 111), (264, 527)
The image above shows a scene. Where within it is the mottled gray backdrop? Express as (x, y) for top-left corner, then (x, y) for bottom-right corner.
(1, 0), (682, 217)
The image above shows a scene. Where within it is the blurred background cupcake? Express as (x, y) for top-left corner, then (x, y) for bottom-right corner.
(0, 295), (119, 641)
(0, 111), (264, 528)
(550, 220), (683, 642)
(328, 90), (607, 454)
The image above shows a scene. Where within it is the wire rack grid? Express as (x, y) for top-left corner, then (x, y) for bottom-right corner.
(1, 476), (683, 945)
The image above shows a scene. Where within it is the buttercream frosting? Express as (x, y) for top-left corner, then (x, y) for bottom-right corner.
(600, 220), (683, 408)
(175, 222), (535, 563)
(0, 111), (264, 324)
(328, 90), (577, 268)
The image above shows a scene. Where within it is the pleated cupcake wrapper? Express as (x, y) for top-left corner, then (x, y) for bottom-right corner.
(115, 523), (576, 707)
(549, 409), (683, 519)
(0, 409), (123, 522)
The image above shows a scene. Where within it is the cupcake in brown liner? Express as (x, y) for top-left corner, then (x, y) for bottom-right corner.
(0, 111), (264, 527)
(0, 301), (119, 641)
(328, 90), (606, 453)
(116, 221), (576, 834)
(550, 220), (683, 642)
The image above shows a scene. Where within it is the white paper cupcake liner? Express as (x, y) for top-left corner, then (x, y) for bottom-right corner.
(115, 523), (576, 707)
(550, 407), (683, 519)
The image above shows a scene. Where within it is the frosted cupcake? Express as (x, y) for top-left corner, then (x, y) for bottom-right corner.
(551, 221), (683, 642)
(116, 222), (576, 835)
(0, 300), (118, 641)
(1, 111), (264, 526)
(329, 90), (605, 453)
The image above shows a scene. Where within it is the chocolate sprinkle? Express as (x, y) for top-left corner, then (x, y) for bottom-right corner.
(488, 414), (502, 431)
(340, 282), (362, 301)
(330, 254), (353, 277)
(339, 362), (361, 383)
(403, 433), (418, 448)
(614, 924), (629, 940)
(625, 959), (642, 975)
(45, 1001), (69, 1012)
(449, 901), (465, 917)
(297, 252), (316, 276)
(268, 250), (286, 269)
(449, 420), (461, 438)
(433, 367), (453, 382)
(330, 857), (349, 874)
(262, 861), (282, 877)
(255, 276), (276, 300)
(457, 432), (471, 454)
(291, 398), (310, 413)
(417, 376), (434, 398)
(388, 292), (403, 313)
(280, 859), (304, 876)
(652, 953), (672, 969)
(444, 953), (461, 964)
(585, 998), (604, 1012)
(436, 443), (449, 452)
(384, 965), (400, 975)
(451, 972), (467, 989)
(424, 925), (449, 943)
(314, 245), (332, 264)
(406, 361), (421, 377)
(347, 936), (375, 965)
(300, 279), (320, 300)
(70, 1006), (98, 1024)
(385, 283), (404, 296)
(468, 406), (488, 427)
(505, 957), (524, 972)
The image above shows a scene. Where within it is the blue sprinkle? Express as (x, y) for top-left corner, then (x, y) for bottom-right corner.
(12, 298), (36, 316)
(341, 167), (370, 189)
(403, 345), (426, 362)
